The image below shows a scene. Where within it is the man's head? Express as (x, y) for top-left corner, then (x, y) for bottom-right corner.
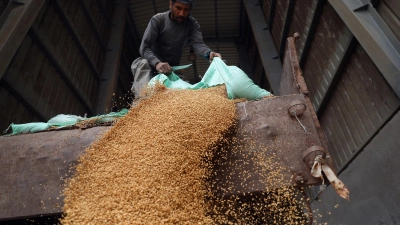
(169, 0), (195, 23)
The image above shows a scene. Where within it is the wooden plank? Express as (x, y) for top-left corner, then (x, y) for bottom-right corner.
(37, 66), (55, 120)
(85, 71), (95, 105)
(0, 0), (46, 80)
(347, 52), (382, 128)
(90, 77), (99, 106)
(377, 2), (400, 43)
(23, 43), (45, 104)
(354, 46), (399, 115)
(46, 4), (60, 54)
(305, 48), (324, 107)
(303, 35), (327, 107)
(10, 103), (26, 125)
(49, 8), (64, 60)
(288, 0), (315, 58)
(55, 17), (69, 68)
(56, 83), (68, 114)
(321, 108), (346, 169)
(326, 96), (353, 159)
(29, 54), (51, 109)
(329, 91), (357, 155)
(335, 80), (365, 147)
(65, 91), (75, 115)
(383, 0), (400, 19)
(20, 109), (36, 124)
(340, 67), (375, 138)
(51, 75), (66, 117)
(72, 56), (86, 95)
(271, 0), (288, 50)
(5, 35), (37, 98)
(3, 35), (34, 87)
(58, 15), (72, 73)
(41, 67), (57, 119)
(82, 68), (91, 102)
(32, 1), (49, 28)
(64, 1), (80, 78)
(302, 3), (352, 110)
(3, 91), (19, 130)
(0, 86), (10, 132)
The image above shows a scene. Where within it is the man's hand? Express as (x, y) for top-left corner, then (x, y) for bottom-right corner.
(155, 62), (173, 74)
(209, 52), (222, 63)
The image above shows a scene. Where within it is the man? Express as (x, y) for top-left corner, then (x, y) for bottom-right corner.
(131, 0), (222, 96)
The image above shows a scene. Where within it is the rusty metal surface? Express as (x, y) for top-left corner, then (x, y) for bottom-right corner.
(212, 94), (334, 197)
(0, 126), (110, 221)
(280, 37), (309, 96)
(279, 35), (331, 173)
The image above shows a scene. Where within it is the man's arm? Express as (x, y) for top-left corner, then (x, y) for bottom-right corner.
(188, 19), (222, 62)
(140, 17), (162, 68)
(140, 16), (173, 74)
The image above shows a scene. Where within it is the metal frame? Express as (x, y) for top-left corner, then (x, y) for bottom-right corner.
(316, 36), (358, 116)
(96, 0), (127, 114)
(244, 0), (282, 95)
(29, 26), (95, 116)
(328, 0), (400, 98)
(51, 0), (101, 81)
(0, 0), (46, 80)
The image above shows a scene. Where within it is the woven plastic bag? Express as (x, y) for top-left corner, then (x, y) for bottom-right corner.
(7, 123), (51, 136)
(148, 57), (271, 100)
(48, 115), (84, 127)
(4, 109), (129, 136)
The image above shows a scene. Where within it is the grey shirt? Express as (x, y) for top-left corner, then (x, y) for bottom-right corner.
(139, 11), (212, 68)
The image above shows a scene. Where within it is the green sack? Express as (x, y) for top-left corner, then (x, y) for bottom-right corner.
(48, 115), (84, 127)
(149, 57), (271, 100)
(8, 123), (51, 135)
(4, 108), (129, 136)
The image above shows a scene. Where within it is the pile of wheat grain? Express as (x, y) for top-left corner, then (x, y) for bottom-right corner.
(61, 85), (308, 224)
(61, 86), (236, 224)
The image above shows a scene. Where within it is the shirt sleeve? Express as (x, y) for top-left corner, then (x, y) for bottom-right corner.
(139, 17), (161, 68)
(188, 18), (212, 60)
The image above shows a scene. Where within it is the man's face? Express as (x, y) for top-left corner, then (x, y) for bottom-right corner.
(169, 1), (191, 23)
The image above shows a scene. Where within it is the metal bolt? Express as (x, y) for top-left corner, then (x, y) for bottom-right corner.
(294, 172), (307, 184)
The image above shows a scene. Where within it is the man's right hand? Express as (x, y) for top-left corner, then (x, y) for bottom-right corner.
(155, 62), (173, 74)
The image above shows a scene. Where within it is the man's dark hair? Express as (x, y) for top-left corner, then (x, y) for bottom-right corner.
(171, 0), (195, 8)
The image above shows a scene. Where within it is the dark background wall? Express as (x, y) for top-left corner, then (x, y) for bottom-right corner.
(0, 0), (134, 133)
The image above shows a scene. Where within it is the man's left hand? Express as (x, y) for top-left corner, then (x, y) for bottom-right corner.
(209, 52), (222, 62)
